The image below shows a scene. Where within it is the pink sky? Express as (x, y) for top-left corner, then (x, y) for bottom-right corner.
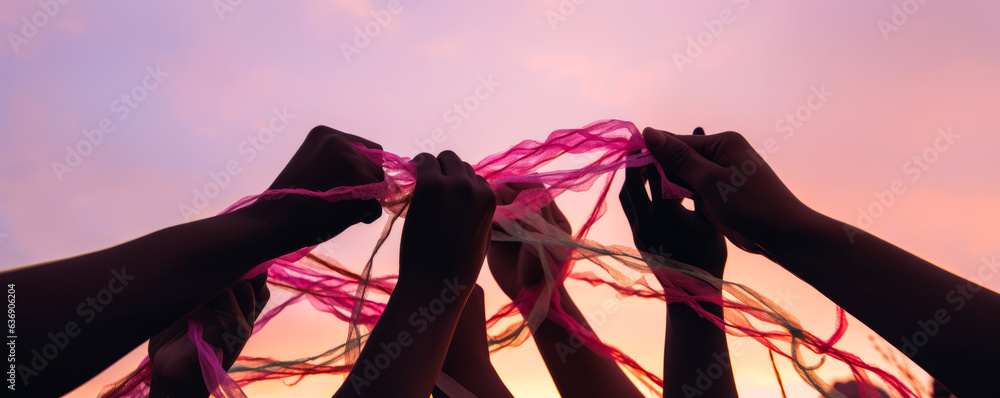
(2, 1), (998, 396)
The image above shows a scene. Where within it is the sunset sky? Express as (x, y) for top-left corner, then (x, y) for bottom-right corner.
(2, 1), (999, 396)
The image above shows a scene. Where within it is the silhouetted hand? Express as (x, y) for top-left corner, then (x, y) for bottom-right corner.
(619, 127), (726, 278)
(148, 274), (269, 398)
(399, 151), (496, 287)
(334, 151), (496, 398)
(630, 128), (738, 398)
(643, 127), (1000, 397)
(244, 126), (386, 243)
(2, 128), (385, 397)
(487, 182), (572, 300)
(642, 127), (815, 254)
(486, 183), (645, 398)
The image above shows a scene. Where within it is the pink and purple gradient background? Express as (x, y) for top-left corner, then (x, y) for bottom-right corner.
(2, 1), (998, 396)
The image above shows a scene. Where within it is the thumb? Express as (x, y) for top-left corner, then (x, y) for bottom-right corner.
(643, 128), (723, 194)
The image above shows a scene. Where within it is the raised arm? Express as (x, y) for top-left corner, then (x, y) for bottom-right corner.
(488, 183), (645, 398)
(619, 127), (737, 398)
(1, 126), (384, 397)
(334, 151), (496, 398)
(642, 127), (998, 396)
(432, 284), (515, 398)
